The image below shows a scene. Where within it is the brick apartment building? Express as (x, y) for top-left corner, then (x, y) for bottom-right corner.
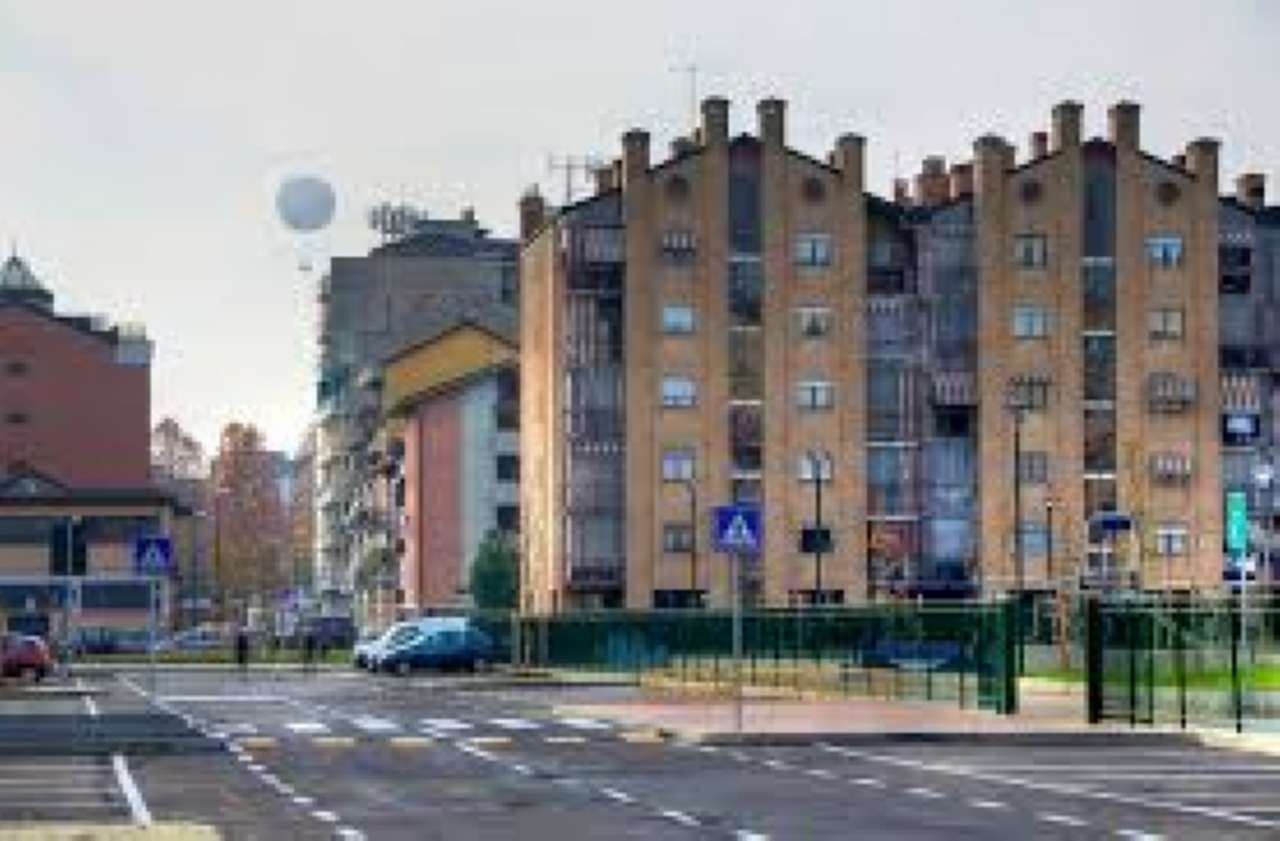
(0, 253), (180, 636)
(520, 97), (1280, 612)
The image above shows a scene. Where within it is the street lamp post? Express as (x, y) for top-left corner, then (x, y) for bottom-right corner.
(679, 478), (699, 609)
(1251, 459), (1274, 664)
(807, 450), (826, 606)
(1007, 382), (1030, 674)
(1046, 497), (1055, 588)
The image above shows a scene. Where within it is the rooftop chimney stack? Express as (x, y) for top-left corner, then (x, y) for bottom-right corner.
(701, 97), (729, 147)
(1172, 152), (1187, 170)
(518, 187), (546, 244)
(593, 165), (617, 195)
(950, 162), (974, 199)
(914, 156), (951, 206)
(758, 97), (787, 147)
(1051, 101), (1083, 151)
(1186, 137), (1221, 192)
(893, 178), (911, 205)
(833, 133), (865, 190)
(621, 129), (651, 187)
(1237, 173), (1266, 210)
(1108, 101), (1141, 151)
(1029, 131), (1049, 160)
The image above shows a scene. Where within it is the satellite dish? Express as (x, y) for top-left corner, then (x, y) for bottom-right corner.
(276, 175), (336, 233)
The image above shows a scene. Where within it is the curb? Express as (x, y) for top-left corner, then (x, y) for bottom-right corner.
(0, 686), (105, 700)
(686, 729), (1199, 748)
(1193, 729), (1280, 757)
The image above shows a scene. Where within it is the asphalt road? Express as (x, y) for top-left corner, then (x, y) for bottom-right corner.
(1, 669), (1279, 839)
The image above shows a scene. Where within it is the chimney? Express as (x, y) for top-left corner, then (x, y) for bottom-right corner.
(1051, 101), (1083, 151)
(1029, 131), (1049, 161)
(593, 165), (617, 195)
(461, 206), (476, 224)
(758, 98), (786, 147)
(621, 129), (651, 187)
(1108, 101), (1141, 151)
(950, 162), (974, 199)
(1186, 137), (1220, 192)
(973, 134), (1008, 197)
(893, 178), (911, 205)
(914, 156), (951, 206)
(518, 187), (546, 244)
(1172, 152), (1187, 170)
(833, 133), (865, 190)
(1237, 173), (1266, 210)
(701, 97), (729, 147)
(670, 136), (697, 158)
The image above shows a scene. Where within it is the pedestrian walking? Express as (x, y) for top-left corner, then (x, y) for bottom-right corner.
(235, 627), (250, 677)
(303, 629), (317, 675)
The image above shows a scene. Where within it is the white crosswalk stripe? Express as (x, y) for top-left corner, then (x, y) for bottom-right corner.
(285, 722), (331, 735)
(351, 717), (400, 734)
(557, 717), (611, 731)
(489, 717), (540, 731)
(420, 718), (473, 732)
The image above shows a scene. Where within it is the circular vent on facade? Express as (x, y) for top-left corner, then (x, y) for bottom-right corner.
(666, 175), (690, 202)
(803, 176), (826, 203)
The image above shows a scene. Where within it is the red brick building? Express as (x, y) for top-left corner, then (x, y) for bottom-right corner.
(0, 254), (178, 639)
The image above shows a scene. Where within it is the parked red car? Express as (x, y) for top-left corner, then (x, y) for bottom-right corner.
(0, 633), (54, 681)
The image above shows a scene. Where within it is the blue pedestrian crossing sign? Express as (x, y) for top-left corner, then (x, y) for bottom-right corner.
(713, 505), (762, 554)
(133, 536), (174, 577)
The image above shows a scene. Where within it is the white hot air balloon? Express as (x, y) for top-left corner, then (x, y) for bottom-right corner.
(276, 175), (336, 233)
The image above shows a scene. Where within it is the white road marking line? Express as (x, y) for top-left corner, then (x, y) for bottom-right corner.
(600, 787), (635, 804)
(336, 829), (365, 841)
(236, 755), (255, 764)
(955, 764), (1280, 773)
(292, 796), (315, 807)
(726, 751), (750, 762)
(697, 745), (720, 754)
(1115, 831), (1164, 840)
(456, 744), (498, 762)
(818, 744), (1280, 830)
(489, 717), (540, 730)
(1013, 772), (1280, 781)
(762, 759), (793, 771)
(81, 684), (99, 718)
(806, 768), (836, 780)
(285, 722), (330, 735)
(1039, 813), (1088, 828)
(544, 736), (586, 745)
(510, 763), (533, 775)
(352, 716), (400, 733)
(735, 832), (769, 841)
(312, 810), (339, 823)
(849, 777), (886, 788)
(223, 723), (259, 735)
(159, 695), (288, 703)
(246, 763), (265, 773)
(969, 799), (1009, 810)
(660, 809), (700, 827)
(558, 717), (611, 730)
(112, 754), (151, 827)
(420, 718), (473, 732)
(907, 787), (944, 799)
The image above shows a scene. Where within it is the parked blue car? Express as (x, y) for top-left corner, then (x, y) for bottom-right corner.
(378, 624), (494, 675)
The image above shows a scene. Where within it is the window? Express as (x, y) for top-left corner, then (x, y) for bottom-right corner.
(1083, 336), (1116, 402)
(661, 305), (695, 335)
(1012, 305), (1050, 338)
(662, 523), (694, 553)
(496, 505), (520, 533)
(1146, 235), (1184, 269)
(495, 454), (519, 482)
(1155, 524), (1188, 557)
(661, 448), (696, 482)
(1013, 234), (1047, 268)
(4, 360), (27, 376)
(794, 233), (832, 268)
(4, 412), (28, 425)
(794, 306), (833, 338)
(797, 450), (834, 482)
(660, 375), (697, 408)
(1008, 375), (1050, 411)
(1148, 372), (1196, 412)
(660, 228), (696, 262)
(1017, 451), (1049, 484)
(795, 380), (834, 410)
(1148, 307), (1184, 341)
(499, 264), (518, 305)
(1017, 521), (1048, 558)
(1220, 245), (1252, 294)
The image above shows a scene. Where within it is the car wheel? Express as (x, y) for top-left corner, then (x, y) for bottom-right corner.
(19, 667), (36, 682)
(396, 661), (411, 677)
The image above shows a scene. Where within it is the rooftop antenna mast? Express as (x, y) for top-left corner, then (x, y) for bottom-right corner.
(547, 154), (603, 205)
(670, 62), (700, 130)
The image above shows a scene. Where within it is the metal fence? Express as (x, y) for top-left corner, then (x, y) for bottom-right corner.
(512, 601), (1019, 714)
(1083, 593), (1280, 733)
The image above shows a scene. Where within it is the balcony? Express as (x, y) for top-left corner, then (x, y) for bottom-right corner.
(1149, 452), (1193, 485)
(1147, 373), (1196, 413)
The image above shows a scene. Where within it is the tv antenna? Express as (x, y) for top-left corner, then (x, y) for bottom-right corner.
(669, 62), (700, 129)
(546, 154), (603, 205)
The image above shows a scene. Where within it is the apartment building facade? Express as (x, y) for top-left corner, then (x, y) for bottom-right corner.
(521, 97), (1278, 612)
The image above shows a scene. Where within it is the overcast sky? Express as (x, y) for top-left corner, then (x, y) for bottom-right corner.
(2, 1), (1278, 455)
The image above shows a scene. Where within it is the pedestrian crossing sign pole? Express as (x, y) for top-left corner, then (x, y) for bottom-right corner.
(713, 505), (762, 735)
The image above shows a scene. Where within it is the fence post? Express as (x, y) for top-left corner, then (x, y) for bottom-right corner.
(1003, 599), (1018, 715)
(1176, 599), (1187, 731)
(1085, 596), (1102, 725)
(1231, 594), (1243, 734)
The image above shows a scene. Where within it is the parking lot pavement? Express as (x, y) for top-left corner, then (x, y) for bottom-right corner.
(0, 756), (129, 824)
(99, 667), (1280, 840)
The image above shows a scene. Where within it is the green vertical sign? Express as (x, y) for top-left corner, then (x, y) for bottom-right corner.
(1226, 491), (1249, 555)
